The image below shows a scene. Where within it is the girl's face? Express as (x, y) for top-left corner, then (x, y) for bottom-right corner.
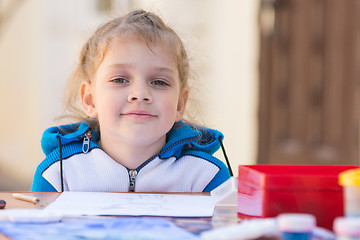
(81, 37), (188, 148)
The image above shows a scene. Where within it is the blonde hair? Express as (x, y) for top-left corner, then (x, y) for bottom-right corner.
(58, 10), (193, 128)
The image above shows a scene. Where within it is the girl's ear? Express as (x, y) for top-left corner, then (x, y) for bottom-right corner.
(176, 88), (189, 122)
(80, 81), (98, 118)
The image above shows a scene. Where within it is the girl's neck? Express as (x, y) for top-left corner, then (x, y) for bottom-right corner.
(98, 136), (166, 170)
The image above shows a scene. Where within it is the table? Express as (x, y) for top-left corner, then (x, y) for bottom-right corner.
(0, 192), (240, 240)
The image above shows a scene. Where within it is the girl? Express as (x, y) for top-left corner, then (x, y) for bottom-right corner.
(31, 10), (230, 192)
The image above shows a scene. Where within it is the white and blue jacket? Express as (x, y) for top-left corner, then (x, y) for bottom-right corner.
(31, 121), (231, 192)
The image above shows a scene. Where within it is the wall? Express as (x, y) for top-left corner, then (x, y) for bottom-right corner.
(0, 0), (42, 189)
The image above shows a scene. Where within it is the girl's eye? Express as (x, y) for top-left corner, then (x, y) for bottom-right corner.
(151, 79), (169, 86)
(111, 77), (128, 84)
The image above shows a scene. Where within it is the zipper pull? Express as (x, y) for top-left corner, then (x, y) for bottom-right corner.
(82, 131), (92, 153)
(128, 170), (138, 192)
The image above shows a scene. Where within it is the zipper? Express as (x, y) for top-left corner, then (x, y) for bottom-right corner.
(82, 130), (92, 153)
(126, 134), (200, 192)
(128, 169), (138, 192)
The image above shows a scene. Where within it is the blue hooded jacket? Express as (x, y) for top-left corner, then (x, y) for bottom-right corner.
(32, 121), (231, 192)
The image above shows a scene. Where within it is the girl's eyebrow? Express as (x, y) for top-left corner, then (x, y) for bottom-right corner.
(106, 63), (132, 70)
(154, 67), (175, 75)
(107, 64), (175, 75)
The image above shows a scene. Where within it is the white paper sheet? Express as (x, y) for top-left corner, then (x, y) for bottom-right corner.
(44, 192), (215, 217)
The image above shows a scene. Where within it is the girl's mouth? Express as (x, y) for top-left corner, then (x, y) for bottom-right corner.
(122, 111), (157, 119)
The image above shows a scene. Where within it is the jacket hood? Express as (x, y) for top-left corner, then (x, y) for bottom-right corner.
(159, 121), (224, 159)
(41, 122), (95, 156)
(41, 121), (224, 158)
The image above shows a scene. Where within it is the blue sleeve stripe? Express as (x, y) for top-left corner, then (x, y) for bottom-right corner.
(203, 167), (230, 192)
(183, 150), (231, 192)
(31, 170), (57, 192)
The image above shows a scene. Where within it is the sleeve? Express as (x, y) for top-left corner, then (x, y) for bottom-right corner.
(31, 168), (57, 192)
(202, 162), (231, 192)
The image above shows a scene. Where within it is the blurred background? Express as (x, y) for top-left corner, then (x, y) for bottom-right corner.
(0, 0), (359, 191)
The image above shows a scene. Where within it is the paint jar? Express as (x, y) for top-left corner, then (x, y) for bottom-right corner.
(333, 217), (360, 240)
(339, 168), (360, 217)
(277, 213), (316, 240)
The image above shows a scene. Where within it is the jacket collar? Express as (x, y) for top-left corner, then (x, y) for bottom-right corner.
(41, 121), (223, 158)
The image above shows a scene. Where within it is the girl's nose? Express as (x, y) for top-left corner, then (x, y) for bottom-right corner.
(128, 85), (152, 103)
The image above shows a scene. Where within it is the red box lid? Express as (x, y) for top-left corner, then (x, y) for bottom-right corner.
(238, 165), (359, 190)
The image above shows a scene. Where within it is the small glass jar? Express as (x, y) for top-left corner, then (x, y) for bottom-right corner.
(333, 217), (360, 240)
(277, 213), (316, 240)
(338, 168), (360, 217)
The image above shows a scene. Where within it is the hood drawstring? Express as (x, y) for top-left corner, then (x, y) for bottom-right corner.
(56, 130), (92, 192)
(57, 136), (64, 192)
(219, 136), (233, 177)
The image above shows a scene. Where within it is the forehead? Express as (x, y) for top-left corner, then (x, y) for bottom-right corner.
(100, 36), (177, 69)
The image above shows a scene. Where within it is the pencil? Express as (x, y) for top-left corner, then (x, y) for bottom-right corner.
(12, 193), (40, 204)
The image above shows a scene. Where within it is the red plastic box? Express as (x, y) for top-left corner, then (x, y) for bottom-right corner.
(237, 165), (359, 230)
